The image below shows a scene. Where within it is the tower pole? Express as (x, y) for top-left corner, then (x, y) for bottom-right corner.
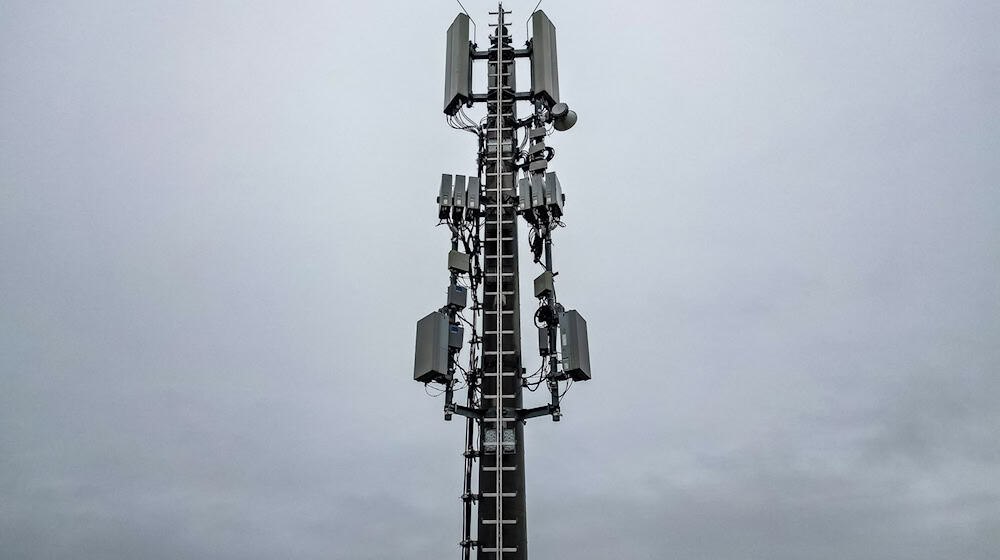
(416, 4), (590, 559)
(479, 6), (528, 558)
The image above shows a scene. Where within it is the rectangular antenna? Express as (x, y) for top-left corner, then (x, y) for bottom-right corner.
(444, 14), (473, 115)
(530, 10), (560, 105)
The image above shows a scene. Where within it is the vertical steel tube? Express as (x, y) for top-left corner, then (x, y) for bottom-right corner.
(543, 233), (561, 420)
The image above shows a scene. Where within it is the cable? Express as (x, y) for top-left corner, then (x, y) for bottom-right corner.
(424, 383), (446, 397)
(456, 313), (476, 329)
(559, 379), (574, 399)
(458, 107), (477, 128)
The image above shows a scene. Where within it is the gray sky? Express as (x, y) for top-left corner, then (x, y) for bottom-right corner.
(1, 1), (998, 558)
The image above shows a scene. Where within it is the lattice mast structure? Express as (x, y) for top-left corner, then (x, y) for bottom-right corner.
(413, 5), (590, 560)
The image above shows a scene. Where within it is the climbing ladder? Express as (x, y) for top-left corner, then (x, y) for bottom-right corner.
(477, 7), (527, 559)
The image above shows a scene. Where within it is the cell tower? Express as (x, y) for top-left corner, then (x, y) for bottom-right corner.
(413, 4), (590, 559)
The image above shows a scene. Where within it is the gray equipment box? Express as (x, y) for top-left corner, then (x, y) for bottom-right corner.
(538, 326), (550, 356)
(448, 322), (464, 349)
(528, 159), (548, 173)
(465, 176), (480, 219)
(530, 11), (560, 105)
(414, 311), (449, 383)
(534, 270), (554, 298)
(452, 175), (466, 221)
(518, 177), (533, 213)
(543, 172), (564, 217)
(559, 310), (591, 381)
(529, 173), (546, 208)
(448, 284), (467, 310)
(438, 174), (453, 219)
(444, 14), (473, 115)
(448, 250), (471, 273)
(527, 141), (547, 157)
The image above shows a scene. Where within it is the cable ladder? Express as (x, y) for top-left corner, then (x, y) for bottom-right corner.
(479, 7), (519, 557)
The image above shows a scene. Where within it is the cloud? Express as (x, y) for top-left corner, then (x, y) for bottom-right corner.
(1, 1), (997, 558)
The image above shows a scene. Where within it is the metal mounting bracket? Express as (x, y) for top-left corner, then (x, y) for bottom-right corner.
(447, 403), (486, 420)
(517, 404), (559, 421)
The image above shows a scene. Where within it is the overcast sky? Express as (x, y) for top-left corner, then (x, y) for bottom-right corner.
(2, 1), (998, 559)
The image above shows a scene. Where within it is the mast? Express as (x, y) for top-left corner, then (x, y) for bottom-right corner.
(414, 4), (589, 559)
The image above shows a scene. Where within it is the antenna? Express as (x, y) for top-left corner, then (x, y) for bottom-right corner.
(415, 4), (590, 559)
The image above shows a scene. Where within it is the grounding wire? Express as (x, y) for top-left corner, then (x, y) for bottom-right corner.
(524, 0), (543, 47)
(455, 0), (477, 47)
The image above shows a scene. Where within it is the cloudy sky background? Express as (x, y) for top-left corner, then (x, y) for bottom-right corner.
(2, 1), (998, 558)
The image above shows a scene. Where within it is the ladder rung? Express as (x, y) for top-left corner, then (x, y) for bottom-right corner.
(483, 519), (517, 525)
(482, 394), (515, 399)
(483, 466), (516, 471)
(481, 371), (518, 377)
(482, 492), (517, 498)
(482, 548), (518, 553)
(482, 417), (516, 423)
